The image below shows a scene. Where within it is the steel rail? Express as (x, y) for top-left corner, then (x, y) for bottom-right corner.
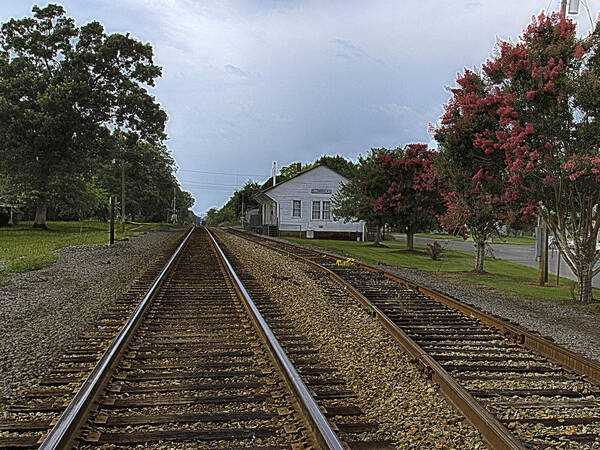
(342, 253), (600, 384)
(205, 227), (345, 450)
(242, 230), (600, 384)
(39, 227), (195, 449)
(225, 229), (525, 450)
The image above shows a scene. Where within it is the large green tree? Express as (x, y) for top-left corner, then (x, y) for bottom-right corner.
(206, 180), (261, 226)
(0, 4), (167, 227)
(315, 155), (358, 179)
(95, 133), (190, 222)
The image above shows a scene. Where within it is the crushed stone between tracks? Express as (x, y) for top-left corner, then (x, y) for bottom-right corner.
(219, 231), (487, 448)
(271, 236), (600, 363)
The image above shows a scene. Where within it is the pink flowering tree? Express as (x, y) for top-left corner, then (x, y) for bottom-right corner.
(477, 12), (600, 301)
(375, 144), (445, 250)
(434, 70), (519, 272)
(333, 148), (395, 246)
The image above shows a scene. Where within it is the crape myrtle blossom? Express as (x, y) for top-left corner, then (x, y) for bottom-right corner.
(434, 68), (523, 272)
(449, 11), (600, 301)
(374, 144), (444, 251)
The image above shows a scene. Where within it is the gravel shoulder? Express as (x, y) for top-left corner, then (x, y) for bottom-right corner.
(0, 227), (185, 403)
(270, 236), (600, 363)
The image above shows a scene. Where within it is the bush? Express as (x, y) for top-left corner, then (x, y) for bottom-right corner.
(425, 241), (443, 260)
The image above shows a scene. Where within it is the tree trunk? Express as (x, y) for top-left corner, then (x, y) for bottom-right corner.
(33, 205), (47, 229)
(577, 270), (594, 302)
(474, 240), (485, 272)
(375, 225), (382, 245)
(406, 230), (414, 251)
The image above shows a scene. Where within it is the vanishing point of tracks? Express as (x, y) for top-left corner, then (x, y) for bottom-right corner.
(225, 228), (600, 449)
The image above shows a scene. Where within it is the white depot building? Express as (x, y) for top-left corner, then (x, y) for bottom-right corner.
(253, 164), (365, 240)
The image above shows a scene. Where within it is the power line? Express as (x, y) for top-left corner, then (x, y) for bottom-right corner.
(180, 181), (245, 187)
(177, 168), (269, 178)
(180, 185), (242, 191)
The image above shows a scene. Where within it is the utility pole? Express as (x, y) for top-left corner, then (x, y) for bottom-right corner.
(172, 187), (176, 223)
(121, 160), (125, 222)
(556, 251), (561, 285)
(538, 222), (548, 285)
(538, 0), (570, 285)
(109, 196), (116, 245)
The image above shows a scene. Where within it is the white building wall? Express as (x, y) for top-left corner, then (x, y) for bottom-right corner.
(264, 166), (364, 233)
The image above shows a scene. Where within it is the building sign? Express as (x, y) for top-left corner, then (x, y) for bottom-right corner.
(311, 188), (332, 194)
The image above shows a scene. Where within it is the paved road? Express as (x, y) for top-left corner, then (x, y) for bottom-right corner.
(391, 234), (600, 289)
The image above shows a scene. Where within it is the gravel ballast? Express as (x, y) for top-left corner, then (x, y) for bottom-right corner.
(384, 267), (600, 362)
(273, 236), (600, 363)
(219, 231), (487, 448)
(0, 228), (185, 404)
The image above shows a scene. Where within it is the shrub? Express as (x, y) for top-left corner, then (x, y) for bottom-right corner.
(426, 241), (443, 260)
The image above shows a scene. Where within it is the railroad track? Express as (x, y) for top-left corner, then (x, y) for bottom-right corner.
(0, 227), (372, 449)
(224, 228), (600, 449)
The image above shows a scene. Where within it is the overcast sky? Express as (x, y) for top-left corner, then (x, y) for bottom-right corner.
(2, 1), (597, 214)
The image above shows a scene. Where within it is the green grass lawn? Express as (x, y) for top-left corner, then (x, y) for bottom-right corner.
(411, 233), (535, 246)
(285, 237), (591, 301)
(0, 221), (172, 278)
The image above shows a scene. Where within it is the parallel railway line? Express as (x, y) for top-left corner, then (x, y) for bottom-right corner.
(0, 232), (187, 448)
(225, 228), (600, 449)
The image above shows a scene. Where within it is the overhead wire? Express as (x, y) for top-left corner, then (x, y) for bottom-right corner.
(177, 168), (269, 178)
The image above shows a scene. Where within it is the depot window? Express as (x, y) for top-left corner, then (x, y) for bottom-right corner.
(312, 201), (321, 220)
(292, 200), (301, 217)
(322, 201), (331, 220)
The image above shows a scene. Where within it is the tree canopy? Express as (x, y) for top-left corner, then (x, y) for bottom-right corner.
(332, 149), (394, 246)
(376, 144), (444, 250)
(205, 180), (261, 226)
(0, 4), (174, 226)
(434, 69), (515, 272)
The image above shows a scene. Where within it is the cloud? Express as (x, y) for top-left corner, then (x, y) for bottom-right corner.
(328, 38), (385, 65)
(368, 103), (441, 144)
(330, 38), (368, 60)
(224, 64), (249, 78)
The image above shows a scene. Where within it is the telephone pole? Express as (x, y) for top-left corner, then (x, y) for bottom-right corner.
(121, 161), (125, 222)
(538, 0), (570, 285)
(172, 187), (176, 223)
